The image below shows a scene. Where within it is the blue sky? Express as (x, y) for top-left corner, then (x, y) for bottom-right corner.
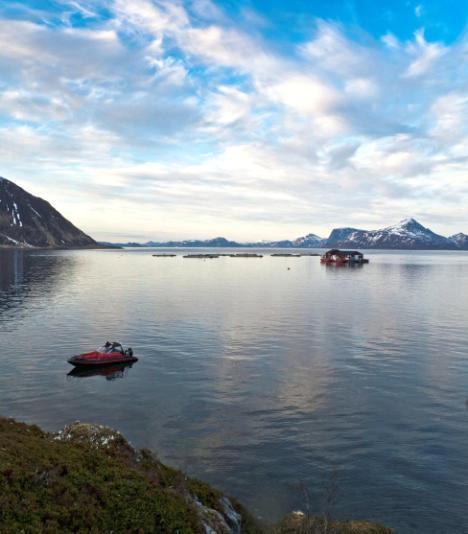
(0, 0), (467, 241)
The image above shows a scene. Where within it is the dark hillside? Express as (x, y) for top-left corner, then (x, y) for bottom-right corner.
(0, 177), (95, 248)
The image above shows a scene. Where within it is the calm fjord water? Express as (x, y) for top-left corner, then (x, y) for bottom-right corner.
(1, 248), (468, 532)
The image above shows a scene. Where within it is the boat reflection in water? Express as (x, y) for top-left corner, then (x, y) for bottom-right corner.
(324, 262), (364, 269)
(67, 362), (135, 381)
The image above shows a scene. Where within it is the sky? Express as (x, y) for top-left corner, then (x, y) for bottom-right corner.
(0, 0), (467, 242)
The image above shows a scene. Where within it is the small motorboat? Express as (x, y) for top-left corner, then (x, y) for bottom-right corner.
(68, 341), (137, 367)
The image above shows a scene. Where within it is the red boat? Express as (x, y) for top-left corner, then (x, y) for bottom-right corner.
(68, 341), (137, 367)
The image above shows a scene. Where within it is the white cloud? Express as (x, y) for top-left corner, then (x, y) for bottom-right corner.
(430, 92), (468, 140)
(345, 78), (378, 98)
(404, 29), (447, 77)
(381, 32), (400, 49)
(0, 2), (467, 240)
(113, 0), (188, 35)
(207, 86), (252, 125)
(301, 22), (374, 77)
(263, 75), (338, 115)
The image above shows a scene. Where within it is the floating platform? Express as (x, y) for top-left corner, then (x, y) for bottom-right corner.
(271, 253), (301, 257)
(229, 253), (263, 258)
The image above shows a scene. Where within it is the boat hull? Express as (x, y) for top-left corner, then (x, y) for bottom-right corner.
(68, 362), (135, 378)
(68, 351), (138, 367)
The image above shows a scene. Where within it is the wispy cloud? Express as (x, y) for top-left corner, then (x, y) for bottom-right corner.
(0, 0), (467, 240)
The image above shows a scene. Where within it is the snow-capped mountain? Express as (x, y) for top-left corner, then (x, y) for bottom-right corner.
(326, 218), (457, 250)
(327, 228), (367, 243)
(255, 233), (325, 248)
(101, 218), (468, 251)
(327, 227), (366, 245)
(0, 177), (96, 248)
(449, 233), (468, 249)
(292, 233), (324, 247)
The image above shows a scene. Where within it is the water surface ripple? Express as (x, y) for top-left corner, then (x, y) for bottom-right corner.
(1, 248), (468, 533)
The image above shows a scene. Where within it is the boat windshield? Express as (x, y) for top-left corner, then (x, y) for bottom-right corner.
(98, 344), (124, 353)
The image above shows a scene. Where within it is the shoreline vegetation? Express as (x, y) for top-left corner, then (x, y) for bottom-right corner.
(0, 417), (393, 533)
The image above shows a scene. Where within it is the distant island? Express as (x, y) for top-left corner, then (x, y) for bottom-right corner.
(103, 218), (468, 251)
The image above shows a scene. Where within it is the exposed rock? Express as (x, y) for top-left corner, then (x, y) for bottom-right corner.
(0, 176), (96, 248)
(54, 421), (132, 454)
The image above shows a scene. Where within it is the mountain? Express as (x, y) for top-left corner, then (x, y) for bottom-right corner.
(100, 218), (468, 251)
(449, 233), (468, 249)
(0, 177), (96, 248)
(292, 233), (324, 247)
(248, 233), (324, 248)
(99, 237), (244, 248)
(326, 218), (457, 250)
(134, 237), (243, 247)
(106, 234), (326, 249)
(327, 227), (365, 245)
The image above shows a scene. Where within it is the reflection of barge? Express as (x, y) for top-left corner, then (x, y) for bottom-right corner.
(320, 249), (369, 265)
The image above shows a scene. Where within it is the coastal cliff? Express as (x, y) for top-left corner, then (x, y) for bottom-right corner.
(0, 417), (392, 533)
(0, 177), (96, 248)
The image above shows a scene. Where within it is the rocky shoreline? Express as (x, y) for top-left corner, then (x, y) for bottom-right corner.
(0, 417), (393, 533)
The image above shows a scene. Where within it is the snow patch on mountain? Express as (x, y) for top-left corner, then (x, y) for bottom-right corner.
(449, 233), (468, 248)
(326, 218), (458, 250)
(292, 233), (323, 247)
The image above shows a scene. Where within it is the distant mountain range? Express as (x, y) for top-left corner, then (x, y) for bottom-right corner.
(0, 177), (96, 248)
(1, 176), (466, 251)
(105, 218), (468, 250)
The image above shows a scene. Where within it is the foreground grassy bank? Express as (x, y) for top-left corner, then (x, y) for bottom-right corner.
(0, 417), (393, 533)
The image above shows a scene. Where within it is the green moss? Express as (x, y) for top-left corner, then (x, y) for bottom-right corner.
(0, 418), (393, 534)
(186, 477), (223, 509)
(0, 418), (200, 533)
